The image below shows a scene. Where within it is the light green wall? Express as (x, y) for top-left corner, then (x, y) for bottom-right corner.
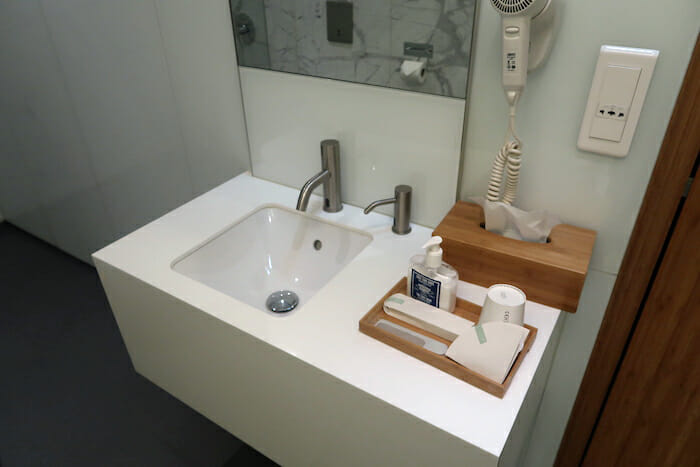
(460, 1), (698, 465)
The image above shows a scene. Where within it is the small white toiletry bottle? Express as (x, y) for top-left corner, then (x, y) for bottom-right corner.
(407, 236), (458, 313)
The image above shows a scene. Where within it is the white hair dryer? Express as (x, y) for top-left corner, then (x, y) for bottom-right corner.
(486, 0), (557, 205)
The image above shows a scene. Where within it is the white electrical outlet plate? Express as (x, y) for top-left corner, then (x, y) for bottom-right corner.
(578, 45), (659, 158)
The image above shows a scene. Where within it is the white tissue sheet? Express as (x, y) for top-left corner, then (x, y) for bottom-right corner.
(470, 197), (561, 243)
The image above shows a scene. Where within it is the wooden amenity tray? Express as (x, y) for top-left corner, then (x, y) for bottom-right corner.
(359, 277), (537, 398)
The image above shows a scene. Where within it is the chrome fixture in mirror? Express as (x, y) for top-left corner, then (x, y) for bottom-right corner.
(233, 13), (256, 45)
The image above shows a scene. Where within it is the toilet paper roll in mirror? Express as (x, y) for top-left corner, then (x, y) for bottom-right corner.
(400, 59), (426, 85)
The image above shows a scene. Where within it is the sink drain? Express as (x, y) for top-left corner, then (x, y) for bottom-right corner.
(266, 290), (299, 313)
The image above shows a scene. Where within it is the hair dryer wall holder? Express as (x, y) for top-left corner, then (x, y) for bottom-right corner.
(527, 0), (558, 71)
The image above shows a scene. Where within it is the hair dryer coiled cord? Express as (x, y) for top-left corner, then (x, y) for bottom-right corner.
(487, 102), (522, 206)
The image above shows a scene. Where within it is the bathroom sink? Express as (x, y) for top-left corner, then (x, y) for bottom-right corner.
(172, 204), (372, 313)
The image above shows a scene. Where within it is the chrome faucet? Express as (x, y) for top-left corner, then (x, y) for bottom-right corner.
(364, 185), (412, 235)
(296, 139), (343, 212)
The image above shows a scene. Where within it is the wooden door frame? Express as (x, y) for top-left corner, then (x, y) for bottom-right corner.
(554, 34), (700, 467)
(584, 155), (700, 466)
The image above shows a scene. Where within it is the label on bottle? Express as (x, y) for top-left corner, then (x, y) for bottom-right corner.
(410, 269), (441, 308)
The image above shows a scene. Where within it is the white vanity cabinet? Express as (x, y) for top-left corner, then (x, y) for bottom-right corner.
(94, 173), (563, 467)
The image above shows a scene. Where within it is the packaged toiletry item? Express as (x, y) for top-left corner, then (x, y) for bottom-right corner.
(408, 236), (458, 313)
(375, 319), (448, 355)
(383, 293), (473, 341)
(445, 322), (529, 384)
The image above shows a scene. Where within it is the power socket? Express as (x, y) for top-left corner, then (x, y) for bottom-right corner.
(578, 45), (658, 157)
(596, 104), (627, 120)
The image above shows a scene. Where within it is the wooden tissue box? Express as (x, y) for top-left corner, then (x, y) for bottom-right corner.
(432, 202), (596, 313)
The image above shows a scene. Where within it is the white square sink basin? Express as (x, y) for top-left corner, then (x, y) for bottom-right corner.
(172, 204), (372, 313)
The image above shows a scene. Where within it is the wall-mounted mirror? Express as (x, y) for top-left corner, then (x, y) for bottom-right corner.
(230, 0), (477, 99)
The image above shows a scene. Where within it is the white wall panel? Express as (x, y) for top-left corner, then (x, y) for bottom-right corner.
(461, 0), (698, 275)
(40, 0), (194, 239)
(154, 0), (251, 196)
(520, 270), (617, 467)
(459, 1), (698, 465)
(0, 0), (250, 262)
(242, 68), (465, 227)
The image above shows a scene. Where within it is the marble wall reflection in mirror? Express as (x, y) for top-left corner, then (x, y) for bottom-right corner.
(230, 0), (477, 98)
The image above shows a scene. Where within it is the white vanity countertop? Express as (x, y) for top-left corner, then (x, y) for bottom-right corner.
(93, 172), (561, 458)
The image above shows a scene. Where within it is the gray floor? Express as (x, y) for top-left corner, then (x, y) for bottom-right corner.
(0, 222), (276, 467)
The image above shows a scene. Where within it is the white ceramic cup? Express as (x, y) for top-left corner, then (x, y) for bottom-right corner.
(478, 284), (526, 326)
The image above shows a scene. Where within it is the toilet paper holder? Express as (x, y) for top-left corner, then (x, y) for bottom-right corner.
(403, 42), (433, 58)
